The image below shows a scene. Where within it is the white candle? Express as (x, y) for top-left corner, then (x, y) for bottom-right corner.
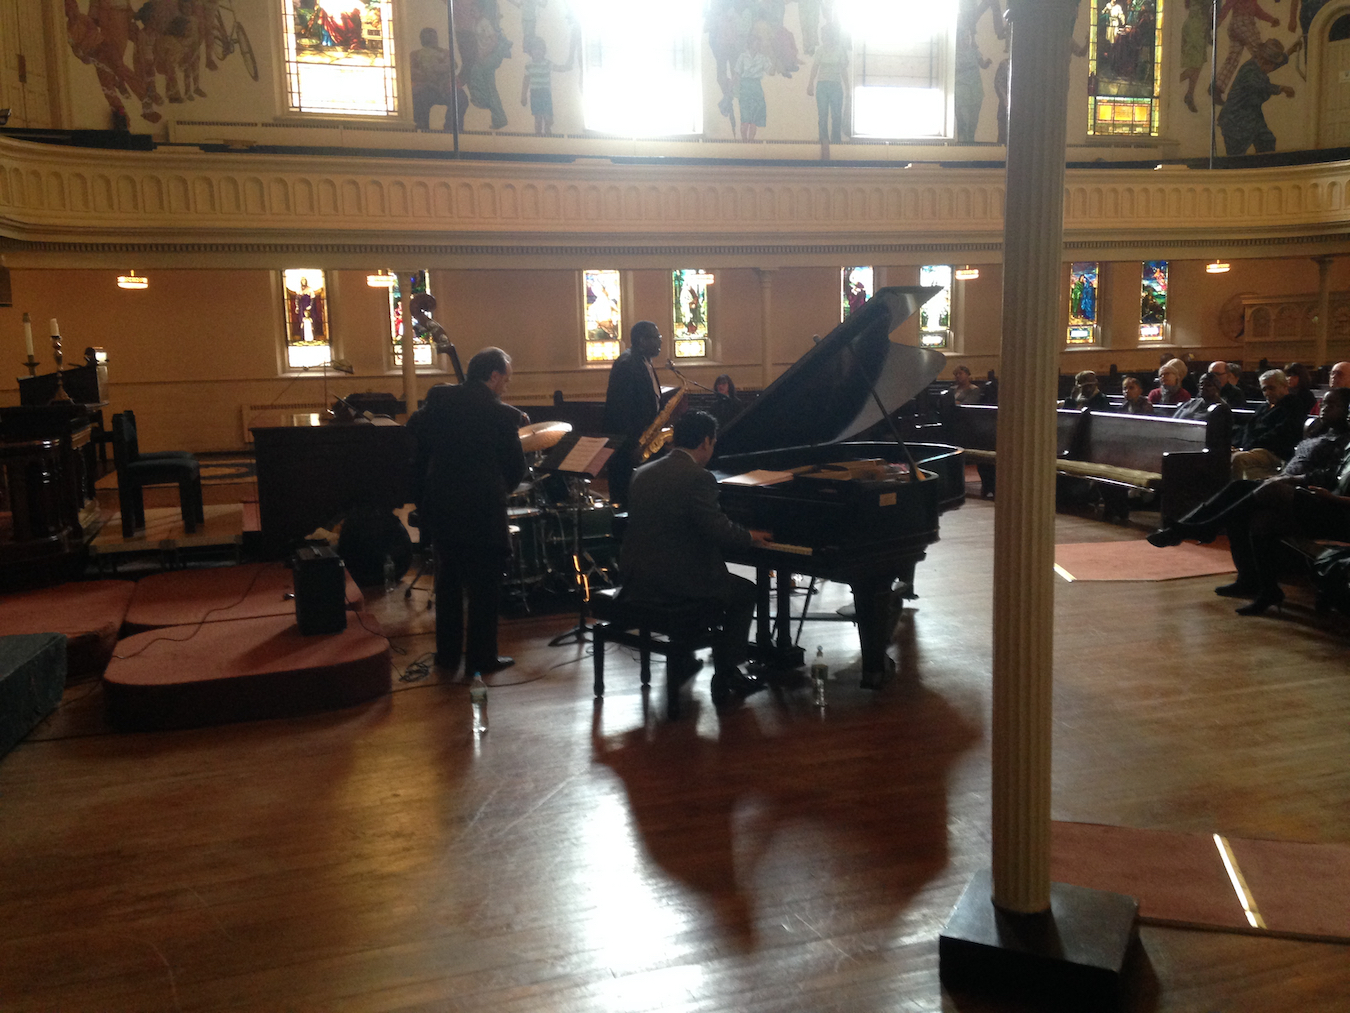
(49, 317), (59, 338)
(22, 312), (33, 357)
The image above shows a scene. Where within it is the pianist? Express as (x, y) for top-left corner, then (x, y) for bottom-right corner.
(407, 347), (525, 676)
(619, 411), (770, 706)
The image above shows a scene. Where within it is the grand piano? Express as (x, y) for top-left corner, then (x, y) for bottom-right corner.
(711, 286), (963, 687)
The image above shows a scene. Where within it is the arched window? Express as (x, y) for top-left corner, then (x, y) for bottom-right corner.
(1087, 0), (1165, 135)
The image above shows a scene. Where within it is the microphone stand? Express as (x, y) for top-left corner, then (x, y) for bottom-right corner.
(665, 359), (717, 393)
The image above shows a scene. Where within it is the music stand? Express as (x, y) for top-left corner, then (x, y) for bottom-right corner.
(538, 433), (620, 646)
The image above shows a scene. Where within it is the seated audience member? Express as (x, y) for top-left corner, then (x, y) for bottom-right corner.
(1175, 372), (1229, 420)
(1148, 388), (1350, 615)
(1209, 359), (1248, 407)
(1317, 360), (1350, 415)
(1062, 369), (1110, 411)
(980, 369), (999, 405)
(710, 373), (742, 425)
(1283, 361), (1317, 418)
(619, 410), (769, 705)
(1119, 375), (1153, 414)
(1148, 358), (1192, 406)
(1230, 368), (1307, 479)
(1179, 355), (1201, 395)
(950, 365), (983, 404)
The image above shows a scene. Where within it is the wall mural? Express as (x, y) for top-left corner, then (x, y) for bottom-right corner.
(55, 0), (1343, 156)
(65, 0), (258, 128)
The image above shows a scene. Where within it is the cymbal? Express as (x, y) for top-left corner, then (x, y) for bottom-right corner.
(519, 420), (572, 453)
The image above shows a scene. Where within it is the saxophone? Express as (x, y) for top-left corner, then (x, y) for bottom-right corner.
(635, 380), (688, 463)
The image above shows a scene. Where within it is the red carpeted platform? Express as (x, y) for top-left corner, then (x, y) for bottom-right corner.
(123, 562), (363, 633)
(104, 612), (391, 731)
(0, 580), (136, 681)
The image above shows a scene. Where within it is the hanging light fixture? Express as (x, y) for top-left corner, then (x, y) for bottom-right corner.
(117, 270), (149, 290)
(366, 270), (395, 288)
(1206, 260), (1231, 274)
(954, 266), (980, 281)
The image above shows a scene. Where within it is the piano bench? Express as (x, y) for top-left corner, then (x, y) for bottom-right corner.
(591, 588), (721, 719)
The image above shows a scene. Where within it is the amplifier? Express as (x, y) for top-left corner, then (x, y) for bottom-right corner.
(293, 545), (347, 635)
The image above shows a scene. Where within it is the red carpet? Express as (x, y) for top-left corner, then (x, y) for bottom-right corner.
(1054, 539), (1235, 582)
(1052, 821), (1350, 942)
(123, 562), (363, 633)
(0, 580), (136, 681)
(104, 612), (391, 730)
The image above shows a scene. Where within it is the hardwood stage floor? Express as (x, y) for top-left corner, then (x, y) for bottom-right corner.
(2, 495), (1348, 1012)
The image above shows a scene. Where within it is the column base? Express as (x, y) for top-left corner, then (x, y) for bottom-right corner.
(939, 868), (1140, 1010)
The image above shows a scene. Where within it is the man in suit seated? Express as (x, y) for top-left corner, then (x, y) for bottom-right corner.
(407, 347), (526, 676)
(619, 410), (770, 706)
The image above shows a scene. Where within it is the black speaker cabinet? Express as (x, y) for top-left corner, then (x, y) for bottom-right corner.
(294, 545), (347, 635)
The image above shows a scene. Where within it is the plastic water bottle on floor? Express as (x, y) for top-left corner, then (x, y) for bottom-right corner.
(470, 673), (489, 734)
(811, 646), (828, 708)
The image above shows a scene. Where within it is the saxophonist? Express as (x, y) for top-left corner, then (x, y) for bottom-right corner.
(602, 320), (663, 506)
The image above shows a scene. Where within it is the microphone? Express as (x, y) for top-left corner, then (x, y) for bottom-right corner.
(667, 359), (715, 393)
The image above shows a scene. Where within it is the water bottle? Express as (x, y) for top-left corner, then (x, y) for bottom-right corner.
(382, 554), (396, 592)
(810, 646), (828, 707)
(470, 673), (489, 733)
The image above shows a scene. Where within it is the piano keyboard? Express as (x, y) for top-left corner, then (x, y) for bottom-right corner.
(763, 541), (813, 556)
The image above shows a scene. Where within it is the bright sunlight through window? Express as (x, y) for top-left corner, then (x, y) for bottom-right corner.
(573, 0), (702, 135)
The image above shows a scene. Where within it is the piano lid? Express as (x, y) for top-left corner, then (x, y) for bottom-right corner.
(711, 286), (947, 461)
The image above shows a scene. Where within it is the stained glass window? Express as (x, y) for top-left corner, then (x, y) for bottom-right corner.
(919, 265), (952, 349)
(584, 269), (623, 362)
(579, 0), (702, 135)
(1139, 260), (1167, 340)
(672, 269), (712, 358)
(387, 271), (433, 367)
(841, 266), (874, 320)
(282, 268), (331, 369)
(1068, 262), (1099, 345)
(1087, 0), (1164, 135)
(282, 1), (398, 116)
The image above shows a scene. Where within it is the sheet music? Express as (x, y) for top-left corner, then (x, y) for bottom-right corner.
(721, 469), (795, 487)
(558, 436), (612, 475)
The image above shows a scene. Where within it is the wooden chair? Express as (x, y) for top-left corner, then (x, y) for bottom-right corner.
(591, 587), (721, 718)
(110, 412), (204, 537)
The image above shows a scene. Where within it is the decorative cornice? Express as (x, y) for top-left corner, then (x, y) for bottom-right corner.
(3, 136), (1350, 264)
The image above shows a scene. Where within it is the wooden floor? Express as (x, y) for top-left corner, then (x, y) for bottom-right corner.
(3, 489), (1348, 1012)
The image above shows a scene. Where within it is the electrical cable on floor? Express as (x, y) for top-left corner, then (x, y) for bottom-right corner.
(111, 562), (273, 660)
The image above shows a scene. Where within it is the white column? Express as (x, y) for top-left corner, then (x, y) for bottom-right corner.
(758, 268), (775, 389)
(1315, 256), (1333, 370)
(991, 0), (1079, 915)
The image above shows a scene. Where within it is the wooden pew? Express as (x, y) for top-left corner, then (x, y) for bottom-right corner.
(943, 403), (1232, 523)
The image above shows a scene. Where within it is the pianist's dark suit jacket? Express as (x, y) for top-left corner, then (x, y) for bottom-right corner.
(620, 447), (752, 603)
(407, 380), (526, 553)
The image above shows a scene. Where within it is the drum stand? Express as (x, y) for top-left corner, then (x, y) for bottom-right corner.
(547, 477), (607, 647)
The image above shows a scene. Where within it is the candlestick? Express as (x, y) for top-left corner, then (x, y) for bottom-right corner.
(22, 312), (33, 357)
(21, 354), (39, 378)
(48, 324), (73, 403)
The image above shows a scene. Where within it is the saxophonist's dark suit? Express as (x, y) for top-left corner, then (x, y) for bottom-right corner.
(619, 448), (756, 675)
(602, 348), (660, 505)
(408, 380), (526, 671)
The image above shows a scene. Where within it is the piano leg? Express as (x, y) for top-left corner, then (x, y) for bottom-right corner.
(851, 575), (895, 689)
(749, 565), (805, 671)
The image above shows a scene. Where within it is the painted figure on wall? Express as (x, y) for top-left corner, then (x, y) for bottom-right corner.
(954, 28), (991, 143)
(732, 30), (774, 140)
(467, 14), (512, 129)
(65, 0), (255, 128)
(806, 19), (848, 159)
(520, 36), (569, 135)
(1215, 0), (1282, 101)
(1218, 37), (1296, 153)
(506, 0), (545, 46)
(1286, 0), (1334, 73)
(411, 27), (465, 131)
(1179, 0), (1215, 112)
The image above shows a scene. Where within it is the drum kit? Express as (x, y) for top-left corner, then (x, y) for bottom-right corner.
(506, 421), (618, 608)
